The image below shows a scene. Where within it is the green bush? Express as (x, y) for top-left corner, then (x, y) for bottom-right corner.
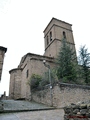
(30, 74), (42, 90)
(38, 78), (50, 89)
(28, 70), (58, 91)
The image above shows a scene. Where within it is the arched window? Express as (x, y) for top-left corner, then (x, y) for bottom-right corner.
(26, 69), (29, 78)
(47, 35), (49, 45)
(63, 31), (66, 39)
(50, 31), (52, 41)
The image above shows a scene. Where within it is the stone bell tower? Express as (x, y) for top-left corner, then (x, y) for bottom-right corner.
(43, 18), (76, 58)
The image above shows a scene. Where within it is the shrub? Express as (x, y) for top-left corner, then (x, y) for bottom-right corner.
(29, 74), (42, 90)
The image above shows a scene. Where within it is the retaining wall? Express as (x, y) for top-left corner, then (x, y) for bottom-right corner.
(32, 83), (90, 107)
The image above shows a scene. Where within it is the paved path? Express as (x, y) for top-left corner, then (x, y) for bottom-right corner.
(0, 109), (64, 120)
(2, 100), (53, 112)
(0, 100), (64, 119)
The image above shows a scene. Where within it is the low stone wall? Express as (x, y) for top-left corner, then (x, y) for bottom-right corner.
(64, 102), (90, 120)
(0, 101), (4, 112)
(0, 91), (8, 100)
(32, 83), (90, 107)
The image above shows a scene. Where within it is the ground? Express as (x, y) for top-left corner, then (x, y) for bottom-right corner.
(2, 100), (52, 111)
(0, 100), (64, 120)
(0, 109), (64, 120)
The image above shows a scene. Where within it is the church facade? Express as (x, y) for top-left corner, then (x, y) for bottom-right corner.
(9, 18), (76, 100)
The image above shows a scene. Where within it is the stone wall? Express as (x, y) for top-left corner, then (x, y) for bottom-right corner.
(64, 102), (90, 120)
(9, 53), (55, 100)
(44, 18), (75, 58)
(0, 91), (8, 100)
(32, 83), (90, 108)
(0, 46), (7, 81)
(9, 69), (22, 99)
(0, 101), (3, 112)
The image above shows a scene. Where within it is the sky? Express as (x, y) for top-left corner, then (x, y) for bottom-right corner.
(0, 0), (90, 96)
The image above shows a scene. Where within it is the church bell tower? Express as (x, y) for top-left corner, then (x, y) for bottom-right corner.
(43, 18), (76, 58)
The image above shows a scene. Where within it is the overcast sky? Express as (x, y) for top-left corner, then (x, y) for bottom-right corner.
(0, 0), (90, 96)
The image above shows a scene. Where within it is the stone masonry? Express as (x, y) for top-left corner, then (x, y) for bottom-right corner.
(9, 18), (76, 100)
(0, 46), (7, 111)
(32, 83), (90, 108)
(9, 53), (55, 100)
(64, 101), (90, 120)
(0, 46), (7, 81)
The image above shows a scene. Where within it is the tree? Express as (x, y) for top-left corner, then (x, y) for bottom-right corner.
(39, 69), (58, 88)
(78, 45), (90, 84)
(28, 70), (57, 91)
(28, 74), (42, 90)
(56, 39), (77, 83)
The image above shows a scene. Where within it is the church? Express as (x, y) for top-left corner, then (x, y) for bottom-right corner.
(9, 18), (76, 100)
